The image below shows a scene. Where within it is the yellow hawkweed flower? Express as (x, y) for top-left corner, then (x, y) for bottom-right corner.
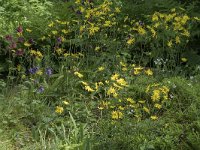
(154, 103), (162, 109)
(116, 78), (128, 86)
(98, 66), (105, 71)
(181, 57), (187, 62)
(88, 24), (100, 35)
(36, 51), (43, 58)
(111, 111), (123, 119)
(151, 90), (160, 101)
(194, 17), (200, 21)
(95, 46), (100, 51)
(26, 29), (32, 32)
(55, 106), (64, 114)
(152, 13), (159, 21)
(24, 41), (31, 47)
(104, 21), (112, 27)
(145, 69), (153, 76)
(48, 22), (54, 27)
(134, 66), (143, 75)
(150, 115), (158, 120)
(127, 38), (135, 45)
(81, 81), (88, 86)
(167, 40), (173, 47)
(115, 7), (121, 13)
(107, 86), (117, 96)
(63, 101), (69, 105)
(62, 29), (69, 34)
(127, 98), (135, 104)
(182, 30), (190, 37)
(36, 70), (43, 75)
(138, 26), (146, 35)
(74, 72), (83, 78)
(111, 73), (119, 81)
(85, 85), (95, 92)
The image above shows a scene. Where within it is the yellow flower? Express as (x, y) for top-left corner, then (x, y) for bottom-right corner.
(26, 29), (32, 32)
(181, 57), (187, 62)
(122, 67), (127, 71)
(138, 26), (146, 35)
(194, 17), (200, 21)
(98, 66), (105, 71)
(81, 81), (88, 86)
(111, 111), (123, 119)
(138, 100), (145, 104)
(115, 7), (121, 13)
(36, 51), (43, 58)
(95, 46), (100, 51)
(48, 22), (54, 27)
(145, 69), (153, 76)
(152, 13), (159, 21)
(182, 30), (190, 37)
(127, 98), (135, 104)
(74, 72), (83, 78)
(107, 86), (117, 96)
(62, 29), (69, 34)
(111, 73), (119, 81)
(150, 115), (158, 120)
(134, 66), (143, 75)
(63, 101), (69, 105)
(85, 85), (95, 92)
(154, 103), (162, 109)
(36, 70), (43, 75)
(167, 40), (173, 47)
(88, 24), (100, 35)
(127, 38), (135, 45)
(55, 106), (64, 114)
(24, 41), (31, 47)
(104, 21), (112, 27)
(151, 90), (160, 101)
(116, 78), (128, 86)
(56, 48), (63, 55)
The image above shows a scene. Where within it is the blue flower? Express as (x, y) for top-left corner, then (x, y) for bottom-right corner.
(38, 86), (44, 93)
(45, 68), (53, 76)
(29, 67), (39, 74)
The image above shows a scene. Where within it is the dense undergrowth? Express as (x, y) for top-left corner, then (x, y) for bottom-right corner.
(0, 0), (200, 149)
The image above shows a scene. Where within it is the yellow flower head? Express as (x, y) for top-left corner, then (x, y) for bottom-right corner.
(24, 41), (31, 47)
(154, 103), (162, 109)
(151, 89), (160, 101)
(55, 106), (64, 114)
(85, 85), (95, 92)
(111, 73), (119, 81)
(74, 72), (83, 78)
(145, 69), (153, 76)
(98, 66), (105, 71)
(116, 78), (128, 86)
(150, 115), (158, 120)
(63, 101), (69, 105)
(111, 111), (123, 119)
(181, 57), (187, 62)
